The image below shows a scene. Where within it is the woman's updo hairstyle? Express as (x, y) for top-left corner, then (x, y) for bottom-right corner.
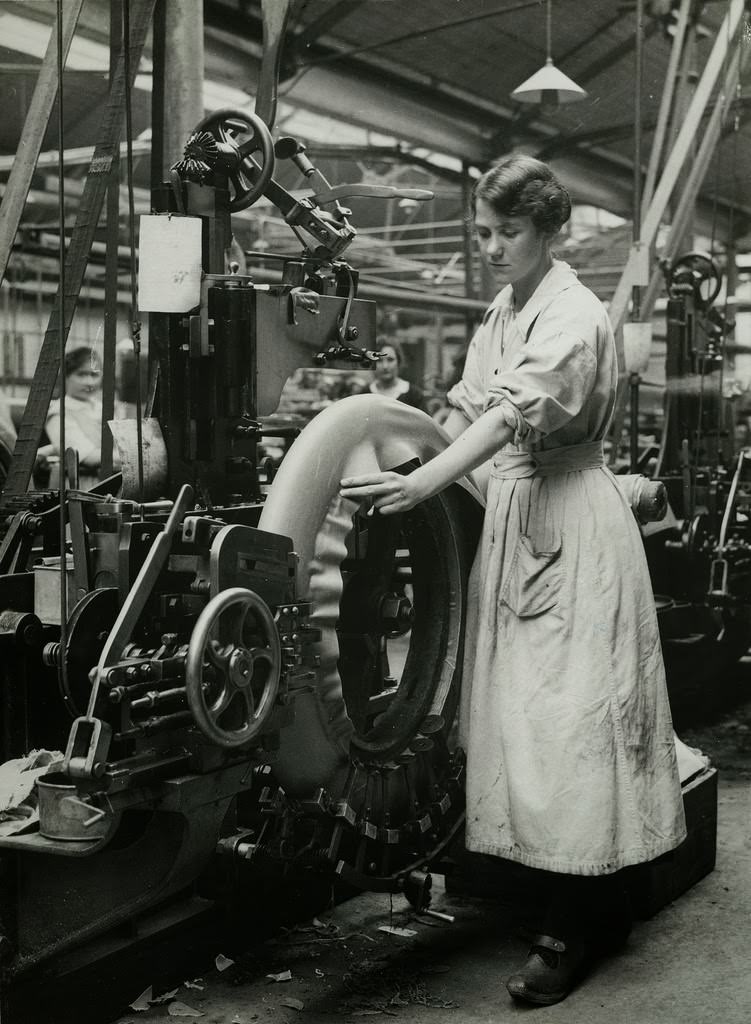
(472, 155), (571, 236)
(64, 346), (100, 378)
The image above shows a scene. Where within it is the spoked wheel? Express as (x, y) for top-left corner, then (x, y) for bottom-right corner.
(185, 587), (281, 748)
(189, 108), (275, 211)
(256, 396), (483, 888)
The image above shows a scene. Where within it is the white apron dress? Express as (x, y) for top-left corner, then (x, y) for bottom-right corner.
(448, 260), (687, 875)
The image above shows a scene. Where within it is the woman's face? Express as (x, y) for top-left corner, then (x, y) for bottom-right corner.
(375, 345), (399, 383)
(66, 362), (101, 400)
(474, 198), (551, 295)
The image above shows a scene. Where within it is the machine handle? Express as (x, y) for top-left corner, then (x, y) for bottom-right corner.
(310, 184), (434, 204)
(64, 797), (106, 828)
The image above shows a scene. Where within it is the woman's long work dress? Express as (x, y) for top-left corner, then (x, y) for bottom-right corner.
(448, 260), (686, 876)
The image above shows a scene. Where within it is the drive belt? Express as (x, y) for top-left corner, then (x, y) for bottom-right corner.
(0, 0), (156, 503)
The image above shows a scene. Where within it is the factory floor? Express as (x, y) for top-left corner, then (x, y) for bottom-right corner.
(99, 666), (751, 1024)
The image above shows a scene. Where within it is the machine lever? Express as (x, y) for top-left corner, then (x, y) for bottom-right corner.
(310, 184), (434, 205)
(274, 136), (317, 179)
(87, 485), (195, 714)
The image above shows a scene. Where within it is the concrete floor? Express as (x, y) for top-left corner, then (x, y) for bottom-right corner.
(107, 682), (751, 1024)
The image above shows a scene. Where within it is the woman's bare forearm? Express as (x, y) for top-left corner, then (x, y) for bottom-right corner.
(408, 405), (512, 500)
(340, 404), (513, 514)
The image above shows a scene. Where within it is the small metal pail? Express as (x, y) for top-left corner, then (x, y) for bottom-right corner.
(36, 772), (109, 841)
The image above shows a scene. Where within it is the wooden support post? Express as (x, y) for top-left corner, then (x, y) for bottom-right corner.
(162, 0), (205, 177)
(0, 0), (84, 289)
(151, 0), (167, 193)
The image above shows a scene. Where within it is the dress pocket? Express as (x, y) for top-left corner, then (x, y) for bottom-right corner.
(499, 534), (564, 618)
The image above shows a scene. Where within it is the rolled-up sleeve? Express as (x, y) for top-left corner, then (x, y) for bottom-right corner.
(446, 312), (498, 423)
(485, 332), (597, 442)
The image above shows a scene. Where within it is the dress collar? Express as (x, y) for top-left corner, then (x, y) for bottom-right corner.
(483, 259), (580, 334)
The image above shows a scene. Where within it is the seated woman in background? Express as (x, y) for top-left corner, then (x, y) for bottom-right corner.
(39, 346), (119, 490)
(368, 339), (426, 410)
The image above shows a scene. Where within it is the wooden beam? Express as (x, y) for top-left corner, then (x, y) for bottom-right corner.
(294, 0), (366, 52)
(2, 0), (156, 499)
(640, 41), (748, 322)
(607, 0), (745, 339)
(0, 0), (84, 289)
(0, 140), (152, 174)
(642, 0), (690, 209)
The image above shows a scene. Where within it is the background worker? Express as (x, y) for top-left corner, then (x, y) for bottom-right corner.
(39, 346), (120, 490)
(368, 338), (426, 410)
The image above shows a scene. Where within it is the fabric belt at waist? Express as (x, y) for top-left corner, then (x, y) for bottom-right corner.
(491, 440), (605, 479)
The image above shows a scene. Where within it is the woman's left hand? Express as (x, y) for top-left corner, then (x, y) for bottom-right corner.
(340, 471), (424, 515)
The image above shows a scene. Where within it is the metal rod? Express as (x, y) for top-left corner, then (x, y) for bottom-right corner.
(629, 372), (640, 472)
(423, 909), (455, 923)
(123, 0), (144, 505)
(101, 0), (123, 480)
(55, 0), (70, 712)
(632, 0), (644, 321)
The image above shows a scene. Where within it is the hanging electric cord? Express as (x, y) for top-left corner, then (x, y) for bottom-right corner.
(277, 0), (540, 99)
(708, 11), (730, 471)
(55, 0), (71, 711)
(717, 70), (742, 466)
(123, 0), (145, 507)
(691, 365), (708, 517)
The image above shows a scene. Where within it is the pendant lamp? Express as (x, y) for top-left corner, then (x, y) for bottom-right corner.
(511, 0), (587, 105)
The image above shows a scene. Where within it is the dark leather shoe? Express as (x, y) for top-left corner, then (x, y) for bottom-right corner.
(506, 933), (594, 1006)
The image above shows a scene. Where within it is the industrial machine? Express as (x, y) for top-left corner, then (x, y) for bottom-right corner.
(641, 251), (751, 696)
(0, 2), (739, 1015)
(0, 83), (485, 1006)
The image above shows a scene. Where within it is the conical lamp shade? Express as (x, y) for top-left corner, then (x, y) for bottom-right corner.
(511, 57), (587, 104)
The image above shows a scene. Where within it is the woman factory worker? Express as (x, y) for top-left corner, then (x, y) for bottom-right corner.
(340, 155), (686, 1006)
(40, 346), (119, 490)
(368, 338), (426, 410)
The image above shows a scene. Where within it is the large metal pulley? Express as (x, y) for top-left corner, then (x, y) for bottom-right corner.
(185, 586), (281, 748)
(186, 108), (275, 211)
